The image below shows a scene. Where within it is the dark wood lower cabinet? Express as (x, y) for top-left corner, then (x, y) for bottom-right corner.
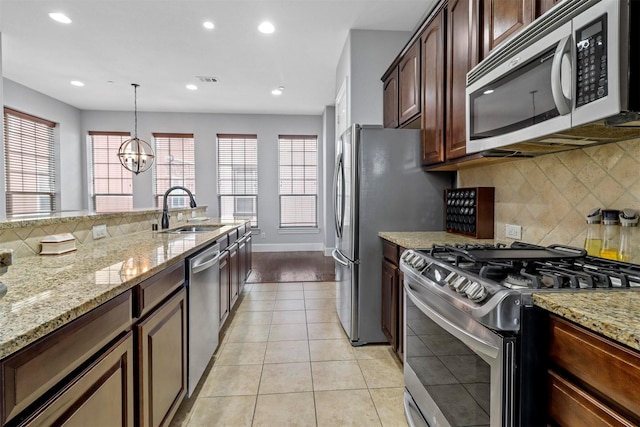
(136, 287), (187, 427)
(545, 313), (640, 426)
(219, 250), (230, 328)
(21, 332), (135, 427)
(229, 242), (240, 310)
(381, 239), (404, 361)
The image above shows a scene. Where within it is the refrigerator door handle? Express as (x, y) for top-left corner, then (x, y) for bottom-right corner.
(332, 249), (349, 266)
(333, 152), (344, 238)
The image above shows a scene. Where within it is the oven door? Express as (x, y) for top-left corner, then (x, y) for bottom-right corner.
(403, 280), (516, 427)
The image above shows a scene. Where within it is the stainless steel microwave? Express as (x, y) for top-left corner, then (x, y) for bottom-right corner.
(466, 0), (640, 157)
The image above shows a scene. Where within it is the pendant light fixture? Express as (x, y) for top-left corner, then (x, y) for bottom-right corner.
(118, 83), (155, 174)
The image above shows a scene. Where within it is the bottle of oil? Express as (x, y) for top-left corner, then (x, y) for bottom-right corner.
(599, 209), (620, 260)
(617, 209), (638, 262)
(584, 208), (602, 256)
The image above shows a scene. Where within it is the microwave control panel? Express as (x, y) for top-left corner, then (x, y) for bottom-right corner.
(576, 15), (608, 107)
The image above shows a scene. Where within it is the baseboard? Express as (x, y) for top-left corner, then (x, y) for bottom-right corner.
(252, 242), (327, 253)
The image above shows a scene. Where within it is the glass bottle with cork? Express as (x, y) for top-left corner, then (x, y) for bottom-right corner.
(584, 208), (602, 256)
(599, 209), (620, 260)
(617, 209), (638, 262)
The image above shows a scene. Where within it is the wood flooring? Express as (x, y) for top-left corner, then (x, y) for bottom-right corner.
(248, 251), (335, 283)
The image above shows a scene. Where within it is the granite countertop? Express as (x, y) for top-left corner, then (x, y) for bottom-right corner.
(0, 218), (247, 359)
(378, 231), (500, 248)
(380, 231), (640, 353)
(532, 292), (640, 352)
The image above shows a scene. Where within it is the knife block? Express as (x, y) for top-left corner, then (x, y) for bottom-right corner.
(445, 187), (495, 239)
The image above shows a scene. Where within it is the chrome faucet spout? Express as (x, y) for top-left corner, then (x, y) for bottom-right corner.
(161, 186), (197, 229)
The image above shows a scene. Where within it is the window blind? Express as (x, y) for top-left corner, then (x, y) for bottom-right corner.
(278, 135), (318, 228)
(217, 134), (258, 227)
(153, 133), (195, 207)
(3, 108), (57, 215)
(88, 132), (133, 212)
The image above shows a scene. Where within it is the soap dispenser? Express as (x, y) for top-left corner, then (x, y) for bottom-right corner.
(599, 209), (620, 260)
(618, 209), (638, 262)
(584, 208), (602, 256)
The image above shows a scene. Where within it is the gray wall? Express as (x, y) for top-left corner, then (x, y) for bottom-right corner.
(0, 35), (5, 219)
(3, 79), (84, 211)
(81, 110), (325, 251)
(336, 29), (411, 127)
(2, 79), (325, 251)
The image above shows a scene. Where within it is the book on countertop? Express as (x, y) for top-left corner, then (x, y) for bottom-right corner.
(40, 233), (77, 255)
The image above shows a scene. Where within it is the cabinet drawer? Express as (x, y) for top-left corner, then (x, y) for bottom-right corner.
(20, 332), (135, 427)
(548, 315), (640, 419)
(382, 240), (399, 265)
(1, 290), (133, 424)
(135, 262), (185, 318)
(548, 369), (635, 427)
(217, 233), (229, 251)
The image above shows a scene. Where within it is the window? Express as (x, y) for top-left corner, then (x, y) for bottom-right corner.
(278, 135), (317, 228)
(153, 133), (195, 208)
(88, 132), (133, 212)
(3, 108), (57, 215)
(217, 134), (257, 227)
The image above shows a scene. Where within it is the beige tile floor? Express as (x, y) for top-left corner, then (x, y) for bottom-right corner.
(171, 281), (408, 427)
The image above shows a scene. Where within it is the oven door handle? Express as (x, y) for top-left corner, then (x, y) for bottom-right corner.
(405, 282), (500, 359)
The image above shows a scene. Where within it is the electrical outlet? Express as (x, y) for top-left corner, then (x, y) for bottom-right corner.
(92, 224), (107, 239)
(177, 212), (183, 221)
(261, 232), (266, 239)
(505, 224), (522, 240)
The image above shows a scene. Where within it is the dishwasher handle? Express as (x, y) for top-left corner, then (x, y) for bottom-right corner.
(192, 251), (221, 274)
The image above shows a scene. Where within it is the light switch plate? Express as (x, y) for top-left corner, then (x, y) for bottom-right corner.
(92, 224), (107, 239)
(177, 213), (183, 221)
(505, 224), (522, 240)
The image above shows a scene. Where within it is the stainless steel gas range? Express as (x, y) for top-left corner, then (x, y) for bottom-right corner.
(401, 242), (640, 427)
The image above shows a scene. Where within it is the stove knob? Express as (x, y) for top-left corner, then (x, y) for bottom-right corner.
(402, 252), (414, 263)
(413, 258), (427, 269)
(453, 276), (471, 294)
(445, 272), (458, 289)
(465, 281), (488, 302)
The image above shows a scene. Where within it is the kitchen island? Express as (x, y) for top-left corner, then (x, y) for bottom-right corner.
(0, 218), (247, 359)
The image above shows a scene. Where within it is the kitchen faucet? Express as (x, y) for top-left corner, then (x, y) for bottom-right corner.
(161, 186), (197, 229)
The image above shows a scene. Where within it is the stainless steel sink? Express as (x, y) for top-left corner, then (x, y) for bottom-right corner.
(163, 225), (222, 234)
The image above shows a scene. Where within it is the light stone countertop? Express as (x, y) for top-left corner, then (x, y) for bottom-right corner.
(380, 231), (640, 352)
(532, 292), (640, 352)
(0, 219), (247, 359)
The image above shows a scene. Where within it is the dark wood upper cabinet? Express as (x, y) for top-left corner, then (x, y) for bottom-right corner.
(383, 68), (399, 128)
(421, 10), (446, 165)
(446, 0), (478, 160)
(535, 0), (562, 17)
(482, 0), (534, 58)
(398, 41), (421, 125)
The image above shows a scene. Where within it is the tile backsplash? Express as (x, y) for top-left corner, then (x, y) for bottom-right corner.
(458, 138), (640, 247)
(0, 207), (207, 259)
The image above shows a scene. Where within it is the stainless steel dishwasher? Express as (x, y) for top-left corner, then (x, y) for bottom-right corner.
(186, 242), (221, 397)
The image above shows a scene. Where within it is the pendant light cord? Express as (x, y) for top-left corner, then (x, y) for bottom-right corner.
(132, 83), (139, 139)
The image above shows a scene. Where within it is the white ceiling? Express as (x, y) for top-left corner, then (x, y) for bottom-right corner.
(1, 0), (428, 115)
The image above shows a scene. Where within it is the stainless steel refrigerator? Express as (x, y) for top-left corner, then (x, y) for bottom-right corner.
(332, 124), (452, 345)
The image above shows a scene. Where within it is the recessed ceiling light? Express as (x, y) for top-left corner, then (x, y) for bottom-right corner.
(70, 80), (85, 87)
(186, 84), (198, 91)
(49, 12), (72, 24)
(271, 86), (285, 95)
(203, 21), (214, 30)
(258, 21), (275, 34)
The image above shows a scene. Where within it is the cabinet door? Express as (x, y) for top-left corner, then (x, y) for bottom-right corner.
(381, 259), (398, 349)
(446, 0), (478, 160)
(397, 269), (405, 362)
(239, 236), (247, 288)
(535, 0), (561, 17)
(383, 68), (399, 128)
(137, 288), (187, 427)
(482, 0), (533, 58)
(219, 251), (230, 328)
(245, 235), (253, 280)
(22, 332), (135, 427)
(398, 41), (421, 125)
(421, 10), (445, 166)
(229, 243), (240, 309)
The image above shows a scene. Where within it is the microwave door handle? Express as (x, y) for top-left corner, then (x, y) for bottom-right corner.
(551, 34), (573, 115)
